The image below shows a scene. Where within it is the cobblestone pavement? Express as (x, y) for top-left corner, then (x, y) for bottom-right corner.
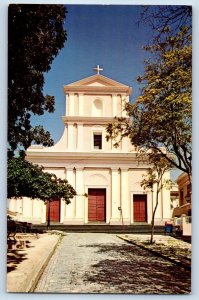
(34, 233), (191, 294)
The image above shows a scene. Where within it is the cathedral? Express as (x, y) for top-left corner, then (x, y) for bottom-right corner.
(8, 66), (171, 225)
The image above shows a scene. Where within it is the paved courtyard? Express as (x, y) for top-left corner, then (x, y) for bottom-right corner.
(34, 233), (191, 294)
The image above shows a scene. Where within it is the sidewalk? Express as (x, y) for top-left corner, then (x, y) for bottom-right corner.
(117, 234), (191, 270)
(7, 232), (62, 293)
(7, 232), (191, 293)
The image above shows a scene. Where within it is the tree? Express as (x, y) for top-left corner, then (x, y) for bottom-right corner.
(139, 5), (192, 38)
(8, 157), (76, 203)
(8, 4), (67, 155)
(7, 5), (77, 220)
(8, 157), (77, 228)
(140, 151), (172, 244)
(106, 26), (192, 179)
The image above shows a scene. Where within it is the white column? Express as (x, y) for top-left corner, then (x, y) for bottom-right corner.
(121, 168), (130, 224)
(75, 168), (85, 223)
(32, 199), (42, 223)
(60, 198), (66, 224)
(64, 167), (75, 222)
(67, 122), (74, 150)
(77, 123), (84, 151)
(147, 191), (153, 224)
(66, 94), (69, 116)
(110, 168), (121, 224)
(22, 197), (32, 221)
(69, 93), (75, 116)
(41, 202), (46, 223)
(8, 198), (16, 214)
(121, 136), (128, 152)
(78, 93), (84, 116)
(16, 199), (23, 221)
(121, 95), (128, 117)
(112, 94), (118, 117)
(162, 171), (172, 220)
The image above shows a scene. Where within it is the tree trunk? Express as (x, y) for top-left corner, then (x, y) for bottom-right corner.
(150, 187), (159, 244)
(47, 200), (50, 230)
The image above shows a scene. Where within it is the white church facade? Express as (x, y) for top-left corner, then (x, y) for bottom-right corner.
(8, 67), (172, 225)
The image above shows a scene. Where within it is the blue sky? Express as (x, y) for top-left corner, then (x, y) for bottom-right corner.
(31, 5), (152, 143)
(30, 4), (185, 180)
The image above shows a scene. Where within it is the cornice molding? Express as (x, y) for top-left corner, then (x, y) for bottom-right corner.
(63, 74), (132, 95)
(64, 74), (129, 87)
(26, 152), (139, 164)
(63, 85), (132, 95)
(62, 116), (124, 125)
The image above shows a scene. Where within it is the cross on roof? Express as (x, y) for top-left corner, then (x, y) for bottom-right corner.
(93, 65), (103, 75)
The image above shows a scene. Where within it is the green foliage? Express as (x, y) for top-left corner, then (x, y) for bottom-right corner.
(106, 26), (192, 177)
(8, 4), (67, 154)
(141, 153), (173, 193)
(8, 157), (76, 203)
(140, 152), (172, 244)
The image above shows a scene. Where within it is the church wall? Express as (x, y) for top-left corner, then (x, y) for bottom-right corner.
(43, 167), (66, 180)
(129, 169), (148, 223)
(23, 73), (172, 226)
(8, 166), (171, 225)
(102, 95), (112, 117)
(81, 124), (111, 152)
(162, 171), (172, 219)
(83, 94), (112, 117)
(8, 198), (23, 221)
(82, 125), (92, 151)
(8, 197), (61, 225)
(84, 168), (111, 224)
(128, 169), (172, 224)
(74, 94), (79, 115)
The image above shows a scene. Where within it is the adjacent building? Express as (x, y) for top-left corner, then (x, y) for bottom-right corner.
(173, 173), (191, 217)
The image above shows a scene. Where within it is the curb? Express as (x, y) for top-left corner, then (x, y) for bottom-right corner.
(28, 234), (63, 293)
(7, 233), (63, 293)
(117, 235), (191, 271)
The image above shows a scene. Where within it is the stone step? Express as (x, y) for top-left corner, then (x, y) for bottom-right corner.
(31, 224), (165, 234)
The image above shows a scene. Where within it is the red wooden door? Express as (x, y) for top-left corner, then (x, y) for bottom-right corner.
(88, 189), (106, 222)
(133, 195), (147, 222)
(46, 199), (60, 222)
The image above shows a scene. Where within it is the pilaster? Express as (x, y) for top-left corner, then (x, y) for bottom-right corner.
(112, 94), (118, 117)
(67, 122), (74, 150)
(75, 167), (85, 223)
(41, 201), (46, 223)
(64, 167), (76, 222)
(121, 95), (128, 117)
(66, 94), (68, 116)
(121, 168), (130, 224)
(69, 93), (75, 116)
(78, 93), (84, 116)
(32, 199), (43, 223)
(110, 168), (121, 224)
(77, 123), (84, 150)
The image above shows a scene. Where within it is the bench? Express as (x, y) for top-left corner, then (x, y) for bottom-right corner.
(7, 217), (37, 240)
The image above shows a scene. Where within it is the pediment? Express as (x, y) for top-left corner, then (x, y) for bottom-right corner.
(65, 74), (129, 88)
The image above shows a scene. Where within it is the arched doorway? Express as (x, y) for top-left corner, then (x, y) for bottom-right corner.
(85, 173), (109, 223)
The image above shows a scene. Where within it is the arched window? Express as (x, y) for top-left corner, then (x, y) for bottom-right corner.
(93, 98), (103, 117)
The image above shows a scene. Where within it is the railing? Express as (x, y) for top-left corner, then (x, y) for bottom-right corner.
(173, 217), (181, 226)
(185, 216), (191, 224)
(173, 216), (191, 236)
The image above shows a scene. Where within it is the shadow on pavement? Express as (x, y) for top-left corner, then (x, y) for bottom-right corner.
(82, 243), (191, 294)
(7, 240), (34, 273)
